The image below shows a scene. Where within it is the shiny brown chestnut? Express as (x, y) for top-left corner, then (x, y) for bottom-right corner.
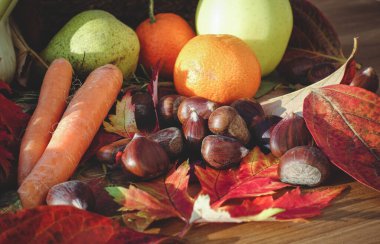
(46, 180), (95, 210)
(177, 96), (220, 124)
(158, 95), (186, 126)
(231, 98), (265, 128)
(270, 113), (313, 157)
(96, 138), (131, 167)
(121, 134), (170, 180)
(278, 146), (331, 187)
(350, 67), (379, 93)
(201, 135), (249, 169)
(132, 92), (156, 132)
(208, 106), (250, 144)
(148, 127), (184, 159)
(250, 115), (282, 146)
(183, 110), (207, 151)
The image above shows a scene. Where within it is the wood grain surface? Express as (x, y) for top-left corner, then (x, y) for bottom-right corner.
(150, 1), (380, 243)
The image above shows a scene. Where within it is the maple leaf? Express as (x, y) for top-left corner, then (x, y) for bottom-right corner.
(0, 205), (179, 243)
(103, 90), (139, 137)
(191, 186), (346, 224)
(107, 162), (194, 231)
(195, 147), (288, 207)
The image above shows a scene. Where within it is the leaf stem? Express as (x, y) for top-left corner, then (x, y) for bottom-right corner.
(149, 0), (156, 24)
(292, 48), (347, 64)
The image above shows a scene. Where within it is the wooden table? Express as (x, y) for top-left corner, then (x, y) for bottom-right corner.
(150, 1), (380, 243)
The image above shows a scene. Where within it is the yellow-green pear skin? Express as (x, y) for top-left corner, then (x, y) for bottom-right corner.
(41, 10), (140, 79)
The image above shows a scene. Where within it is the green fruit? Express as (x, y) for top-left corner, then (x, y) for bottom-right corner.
(41, 10), (140, 79)
(196, 0), (293, 76)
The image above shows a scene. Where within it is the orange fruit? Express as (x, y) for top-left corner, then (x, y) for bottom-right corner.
(174, 34), (261, 104)
(136, 13), (195, 79)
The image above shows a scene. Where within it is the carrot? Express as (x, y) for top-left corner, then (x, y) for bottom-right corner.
(18, 58), (73, 185)
(18, 64), (123, 208)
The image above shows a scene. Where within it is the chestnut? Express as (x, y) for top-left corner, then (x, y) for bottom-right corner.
(132, 92), (156, 132)
(177, 96), (220, 124)
(121, 134), (170, 180)
(158, 95), (186, 126)
(201, 135), (249, 169)
(183, 110), (207, 151)
(250, 115), (282, 147)
(96, 138), (131, 167)
(231, 98), (265, 128)
(278, 146), (331, 187)
(270, 113), (313, 157)
(350, 67), (379, 93)
(148, 127), (184, 159)
(46, 180), (95, 210)
(208, 106), (250, 144)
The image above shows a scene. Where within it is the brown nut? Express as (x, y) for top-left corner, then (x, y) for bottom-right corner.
(132, 92), (157, 132)
(177, 96), (220, 124)
(208, 106), (250, 144)
(270, 113), (313, 157)
(148, 127), (184, 158)
(46, 180), (95, 210)
(250, 115), (282, 147)
(158, 95), (186, 126)
(278, 146), (331, 187)
(96, 138), (131, 167)
(121, 134), (170, 180)
(350, 67), (379, 93)
(201, 135), (249, 169)
(183, 110), (207, 151)
(231, 98), (265, 128)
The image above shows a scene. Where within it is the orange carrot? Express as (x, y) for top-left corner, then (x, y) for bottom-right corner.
(18, 64), (123, 208)
(18, 58), (73, 185)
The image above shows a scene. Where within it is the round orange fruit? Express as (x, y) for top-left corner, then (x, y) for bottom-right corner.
(174, 34), (261, 104)
(136, 13), (195, 79)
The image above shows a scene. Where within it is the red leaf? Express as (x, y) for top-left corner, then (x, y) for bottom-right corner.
(0, 205), (177, 244)
(147, 62), (161, 133)
(0, 94), (30, 140)
(303, 85), (380, 191)
(0, 81), (12, 95)
(277, 0), (346, 85)
(107, 162), (194, 230)
(224, 186), (346, 221)
(195, 147), (288, 207)
(0, 146), (14, 184)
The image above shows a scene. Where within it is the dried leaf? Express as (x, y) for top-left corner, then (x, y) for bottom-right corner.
(303, 84), (380, 191)
(146, 63), (161, 133)
(195, 147), (288, 207)
(0, 205), (176, 243)
(107, 162), (194, 230)
(103, 90), (139, 137)
(277, 0), (346, 85)
(260, 39), (357, 117)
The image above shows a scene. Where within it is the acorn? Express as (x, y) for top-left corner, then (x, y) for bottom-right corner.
(231, 98), (265, 128)
(96, 138), (131, 168)
(183, 110), (207, 151)
(148, 127), (184, 159)
(132, 92), (156, 132)
(158, 95), (186, 126)
(350, 67), (379, 93)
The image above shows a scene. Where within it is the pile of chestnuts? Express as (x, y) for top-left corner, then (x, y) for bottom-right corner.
(45, 91), (334, 209)
(95, 92), (333, 187)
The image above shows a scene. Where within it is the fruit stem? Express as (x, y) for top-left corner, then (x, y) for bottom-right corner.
(149, 0), (156, 24)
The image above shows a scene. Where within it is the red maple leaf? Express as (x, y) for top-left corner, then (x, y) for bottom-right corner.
(195, 147), (288, 207)
(107, 162), (194, 231)
(0, 205), (178, 243)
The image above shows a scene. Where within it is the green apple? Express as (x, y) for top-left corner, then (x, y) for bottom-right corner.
(196, 0), (293, 76)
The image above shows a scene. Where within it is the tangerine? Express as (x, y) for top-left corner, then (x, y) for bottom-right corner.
(136, 13), (195, 79)
(174, 34), (261, 104)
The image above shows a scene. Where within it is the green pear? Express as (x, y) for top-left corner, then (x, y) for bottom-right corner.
(196, 0), (293, 76)
(41, 10), (140, 79)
